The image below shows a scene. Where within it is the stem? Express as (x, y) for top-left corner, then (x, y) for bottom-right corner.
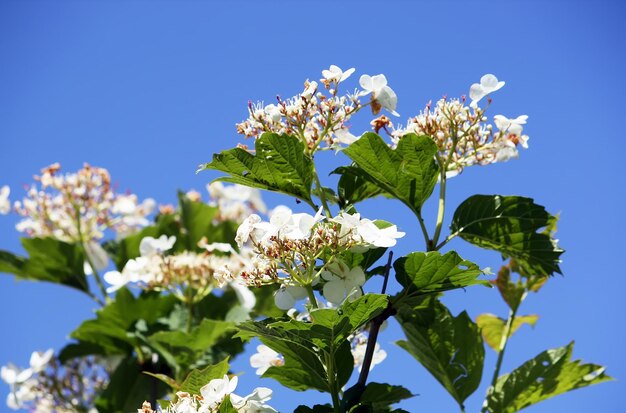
(431, 171), (447, 250)
(312, 166), (332, 218)
(326, 352), (341, 413)
(357, 252), (395, 388)
(305, 285), (319, 309)
(415, 210), (431, 251)
(481, 297), (524, 412)
(74, 206), (109, 304)
(186, 291), (194, 333)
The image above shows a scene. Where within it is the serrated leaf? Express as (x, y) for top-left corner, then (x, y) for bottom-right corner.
(485, 342), (611, 413)
(395, 299), (484, 408)
(179, 358), (230, 395)
(394, 251), (490, 294)
(294, 405), (334, 413)
(343, 382), (414, 412)
(451, 195), (564, 276)
(334, 165), (386, 206)
(476, 313), (539, 352)
(342, 133), (439, 215)
(0, 238), (89, 293)
(200, 133), (314, 204)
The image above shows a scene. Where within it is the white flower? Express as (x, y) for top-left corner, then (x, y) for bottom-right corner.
(494, 115), (528, 143)
(257, 206), (324, 243)
(302, 81), (318, 99)
(469, 74), (505, 104)
(351, 333), (387, 372)
(1, 364), (32, 385)
(139, 235), (176, 257)
(321, 261), (365, 305)
(0, 185), (10, 215)
(29, 350), (53, 373)
(249, 345), (284, 375)
(322, 65), (355, 83)
(200, 375), (238, 410)
(264, 104), (282, 123)
(236, 214), (262, 247)
(332, 127), (358, 146)
(274, 285), (308, 310)
(359, 74), (399, 116)
(230, 387), (277, 413)
(357, 220), (405, 248)
(103, 256), (152, 293)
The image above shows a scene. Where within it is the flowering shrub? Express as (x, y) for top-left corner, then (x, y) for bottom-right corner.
(0, 67), (611, 413)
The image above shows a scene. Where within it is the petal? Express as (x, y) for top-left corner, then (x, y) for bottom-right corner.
(323, 280), (346, 304)
(469, 83), (485, 102)
(359, 74), (373, 91)
(274, 287), (296, 310)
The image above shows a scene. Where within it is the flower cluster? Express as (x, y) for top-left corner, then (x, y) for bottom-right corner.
(236, 65), (399, 152)
(0, 185), (10, 215)
(389, 74), (529, 176)
(139, 375), (277, 413)
(12, 163), (155, 242)
(233, 207), (404, 309)
(103, 235), (256, 307)
(2, 351), (107, 412)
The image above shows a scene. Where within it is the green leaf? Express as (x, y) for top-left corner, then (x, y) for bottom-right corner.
(0, 238), (89, 293)
(179, 358), (230, 395)
(218, 396), (239, 413)
(395, 298), (484, 408)
(394, 251), (490, 294)
(235, 320), (329, 392)
(200, 132), (315, 204)
(476, 313), (539, 352)
(485, 342), (611, 413)
(95, 356), (168, 413)
(343, 382), (414, 412)
(450, 195), (564, 276)
(148, 319), (235, 370)
(334, 165), (386, 206)
(294, 405), (334, 413)
(343, 133), (439, 215)
(235, 295), (388, 393)
(69, 288), (177, 356)
(143, 372), (180, 390)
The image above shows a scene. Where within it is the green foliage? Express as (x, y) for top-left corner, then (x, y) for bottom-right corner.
(484, 342), (611, 413)
(235, 295), (388, 393)
(0, 237), (88, 293)
(450, 195), (564, 276)
(394, 251), (490, 295)
(476, 313), (539, 352)
(334, 165), (386, 206)
(199, 132), (315, 205)
(395, 298), (484, 409)
(294, 405), (334, 413)
(179, 358), (230, 395)
(342, 133), (439, 216)
(63, 288), (177, 357)
(94, 355), (169, 413)
(343, 382), (414, 412)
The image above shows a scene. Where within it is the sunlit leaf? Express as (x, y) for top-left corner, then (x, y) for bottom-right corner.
(476, 313), (539, 352)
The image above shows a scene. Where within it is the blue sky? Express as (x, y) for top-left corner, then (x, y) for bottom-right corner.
(0, 1), (624, 412)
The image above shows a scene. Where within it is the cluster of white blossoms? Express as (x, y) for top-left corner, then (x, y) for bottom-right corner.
(233, 207), (404, 310)
(138, 375), (277, 413)
(206, 182), (267, 223)
(12, 163), (155, 241)
(2, 351), (106, 412)
(0, 185), (10, 215)
(388, 74), (529, 176)
(103, 235), (256, 307)
(236, 65), (399, 152)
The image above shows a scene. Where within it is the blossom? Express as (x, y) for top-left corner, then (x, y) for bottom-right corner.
(230, 387), (277, 413)
(359, 74), (399, 116)
(207, 182), (267, 223)
(249, 345), (284, 375)
(200, 375), (238, 410)
(29, 350), (53, 373)
(351, 333), (387, 372)
(494, 115), (529, 147)
(0, 185), (10, 215)
(322, 65), (355, 83)
(236, 214), (263, 247)
(139, 235), (176, 257)
(83, 241), (110, 276)
(321, 261), (366, 305)
(274, 285), (308, 310)
(331, 212), (405, 248)
(469, 74), (505, 104)
(1, 364), (32, 385)
(302, 81), (318, 99)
